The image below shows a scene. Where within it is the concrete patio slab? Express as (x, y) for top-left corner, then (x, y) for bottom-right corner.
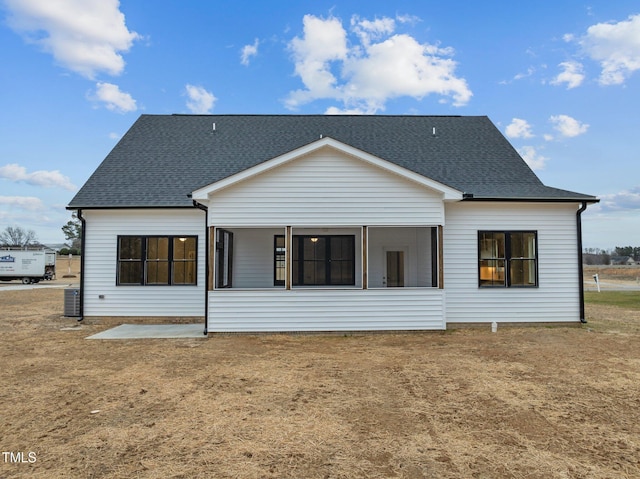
(86, 324), (206, 340)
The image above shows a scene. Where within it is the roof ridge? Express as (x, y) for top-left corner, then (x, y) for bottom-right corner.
(166, 113), (469, 118)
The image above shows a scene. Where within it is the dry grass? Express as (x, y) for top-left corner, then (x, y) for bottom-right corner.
(584, 264), (640, 282)
(1, 284), (640, 478)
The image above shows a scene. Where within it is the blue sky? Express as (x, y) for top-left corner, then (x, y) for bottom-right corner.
(1, 1), (639, 249)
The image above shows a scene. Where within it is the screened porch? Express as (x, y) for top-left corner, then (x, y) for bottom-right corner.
(208, 226), (443, 291)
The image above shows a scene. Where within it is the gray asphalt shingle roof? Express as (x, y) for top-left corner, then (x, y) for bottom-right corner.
(68, 114), (597, 208)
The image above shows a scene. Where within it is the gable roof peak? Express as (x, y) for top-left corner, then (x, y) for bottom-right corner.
(191, 135), (463, 201)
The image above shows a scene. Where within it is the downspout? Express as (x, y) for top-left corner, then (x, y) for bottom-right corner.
(192, 200), (209, 335)
(76, 209), (86, 322)
(576, 201), (588, 323)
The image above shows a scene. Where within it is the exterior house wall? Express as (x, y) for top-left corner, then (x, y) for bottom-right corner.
(443, 202), (581, 324)
(83, 209), (206, 317)
(204, 149), (448, 331)
(209, 289), (445, 332)
(69, 115), (595, 331)
(208, 147), (445, 227)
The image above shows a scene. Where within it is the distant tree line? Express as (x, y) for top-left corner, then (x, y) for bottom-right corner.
(612, 246), (640, 260)
(0, 226), (38, 247)
(0, 215), (82, 255)
(58, 247), (81, 255)
(584, 246), (640, 265)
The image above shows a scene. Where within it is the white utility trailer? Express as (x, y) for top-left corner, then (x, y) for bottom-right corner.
(0, 249), (56, 284)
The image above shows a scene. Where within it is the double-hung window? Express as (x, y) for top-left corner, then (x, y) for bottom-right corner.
(478, 231), (537, 287)
(117, 235), (197, 285)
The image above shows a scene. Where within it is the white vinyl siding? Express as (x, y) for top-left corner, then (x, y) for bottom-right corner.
(83, 209), (206, 317)
(208, 148), (444, 227)
(443, 202), (581, 324)
(208, 289), (445, 332)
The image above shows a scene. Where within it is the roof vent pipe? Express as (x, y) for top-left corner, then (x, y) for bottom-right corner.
(212, 122), (216, 132)
(432, 127), (436, 136)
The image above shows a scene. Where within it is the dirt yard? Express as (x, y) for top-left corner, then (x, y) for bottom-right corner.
(1, 276), (639, 478)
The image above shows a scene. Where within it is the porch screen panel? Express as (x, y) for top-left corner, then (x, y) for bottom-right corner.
(330, 236), (355, 285)
(298, 237), (326, 285)
(216, 229), (234, 288)
(431, 227), (438, 288)
(274, 235), (286, 286)
(291, 235), (355, 286)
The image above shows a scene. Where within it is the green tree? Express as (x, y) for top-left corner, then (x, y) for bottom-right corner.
(61, 214), (82, 252)
(616, 246), (632, 257)
(614, 246), (640, 261)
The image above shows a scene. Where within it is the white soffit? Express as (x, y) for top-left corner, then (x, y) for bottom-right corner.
(191, 137), (463, 201)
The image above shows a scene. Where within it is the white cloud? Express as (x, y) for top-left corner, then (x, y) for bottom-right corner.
(4, 0), (140, 79)
(551, 61), (585, 89)
(513, 67), (535, 81)
(505, 118), (534, 139)
(351, 15), (395, 46)
(92, 82), (137, 113)
(597, 186), (640, 212)
(0, 196), (45, 211)
(396, 14), (421, 26)
(286, 14), (471, 113)
(499, 67), (536, 85)
(185, 84), (216, 114)
(518, 146), (548, 171)
(241, 38), (259, 66)
(287, 15), (348, 108)
(577, 14), (640, 85)
(0, 163), (76, 190)
(325, 106), (367, 115)
(345, 34), (471, 109)
(549, 114), (589, 137)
